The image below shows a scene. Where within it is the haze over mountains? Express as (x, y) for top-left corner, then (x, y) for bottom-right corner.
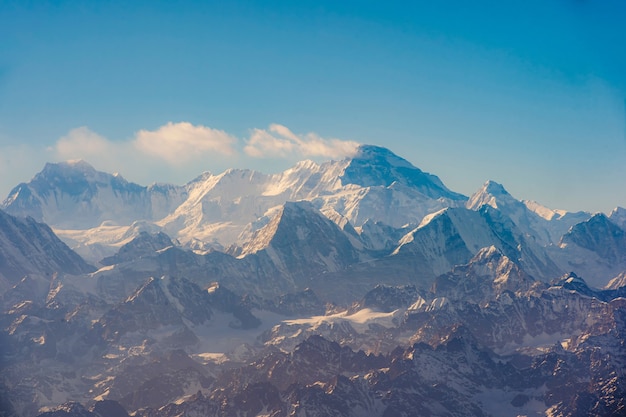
(1, 145), (625, 417)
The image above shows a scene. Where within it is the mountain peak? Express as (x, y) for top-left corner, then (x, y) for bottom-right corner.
(1, 160), (158, 228)
(340, 145), (466, 200)
(351, 145), (415, 169)
(40, 160), (98, 177)
(609, 206), (626, 230)
(60, 159), (94, 170)
(467, 180), (516, 210)
(482, 180), (509, 195)
(473, 245), (503, 261)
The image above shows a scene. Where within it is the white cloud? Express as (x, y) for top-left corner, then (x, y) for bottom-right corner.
(54, 127), (120, 160)
(244, 124), (360, 159)
(44, 122), (240, 187)
(53, 123), (356, 168)
(48, 122), (240, 176)
(134, 122), (237, 164)
(0, 121), (361, 198)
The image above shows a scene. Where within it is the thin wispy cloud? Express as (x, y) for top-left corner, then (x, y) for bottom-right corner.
(244, 124), (360, 159)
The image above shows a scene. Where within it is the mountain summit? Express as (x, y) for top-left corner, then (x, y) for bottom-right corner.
(466, 180), (514, 210)
(1, 160), (186, 229)
(341, 145), (466, 200)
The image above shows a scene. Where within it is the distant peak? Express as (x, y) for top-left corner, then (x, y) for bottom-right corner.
(351, 145), (414, 169)
(292, 159), (319, 170)
(469, 245), (516, 267)
(340, 145), (465, 200)
(474, 245), (503, 259)
(65, 159), (92, 167)
(467, 180), (516, 210)
(550, 272), (590, 290)
(588, 212), (609, 223)
(61, 159), (96, 170)
(482, 180), (509, 196)
(43, 159), (96, 173)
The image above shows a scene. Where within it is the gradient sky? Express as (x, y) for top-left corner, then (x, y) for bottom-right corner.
(1, 0), (625, 213)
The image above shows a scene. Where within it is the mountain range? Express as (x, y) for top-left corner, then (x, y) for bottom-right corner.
(1, 144), (625, 417)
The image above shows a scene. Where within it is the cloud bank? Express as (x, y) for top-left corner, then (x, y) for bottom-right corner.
(0, 122), (360, 197)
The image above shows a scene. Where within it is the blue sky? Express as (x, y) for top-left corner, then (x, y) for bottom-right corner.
(1, 0), (625, 213)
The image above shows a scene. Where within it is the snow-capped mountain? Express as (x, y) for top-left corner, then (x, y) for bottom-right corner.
(1, 160), (187, 229)
(467, 180), (590, 245)
(157, 145), (467, 249)
(392, 205), (562, 281)
(609, 206), (626, 230)
(238, 201), (362, 281)
(3, 144), (626, 417)
(553, 213), (626, 288)
(2, 146), (466, 262)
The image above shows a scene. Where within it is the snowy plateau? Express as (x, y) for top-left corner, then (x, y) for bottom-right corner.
(0, 145), (625, 417)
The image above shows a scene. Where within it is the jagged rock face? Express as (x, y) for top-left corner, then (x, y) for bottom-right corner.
(432, 246), (537, 305)
(406, 275), (623, 354)
(0, 210), (94, 291)
(121, 332), (625, 417)
(96, 276), (216, 342)
(103, 349), (214, 411)
(259, 287), (325, 316)
(358, 284), (421, 313)
(206, 282), (261, 329)
(1, 274), (260, 416)
(36, 400), (131, 417)
(36, 402), (94, 417)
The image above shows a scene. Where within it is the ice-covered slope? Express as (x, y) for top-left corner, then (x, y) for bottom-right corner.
(432, 246), (538, 304)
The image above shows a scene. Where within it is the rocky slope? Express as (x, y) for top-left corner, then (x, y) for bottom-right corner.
(0, 209), (94, 292)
